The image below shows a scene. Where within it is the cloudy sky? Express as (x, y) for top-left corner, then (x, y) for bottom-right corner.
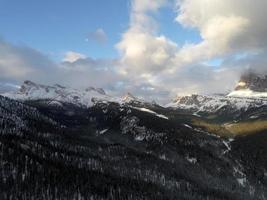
(1, 0), (267, 102)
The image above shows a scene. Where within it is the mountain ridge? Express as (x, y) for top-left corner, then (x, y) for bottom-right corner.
(4, 74), (267, 110)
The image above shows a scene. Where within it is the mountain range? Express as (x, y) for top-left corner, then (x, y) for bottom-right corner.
(0, 73), (267, 199)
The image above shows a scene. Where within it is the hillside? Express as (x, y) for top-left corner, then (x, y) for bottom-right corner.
(0, 89), (267, 199)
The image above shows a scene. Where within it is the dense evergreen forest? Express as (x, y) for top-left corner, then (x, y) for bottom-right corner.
(0, 95), (267, 200)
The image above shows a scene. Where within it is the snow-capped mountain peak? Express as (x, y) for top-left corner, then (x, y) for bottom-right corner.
(228, 73), (267, 98)
(234, 72), (267, 92)
(3, 81), (152, 108)
(3, 80), (113, 108)
(19, 80), (65, 94)
(122, 92), (138, 103)
(85, 87), (106, 95)
(167, 93), (267, 114)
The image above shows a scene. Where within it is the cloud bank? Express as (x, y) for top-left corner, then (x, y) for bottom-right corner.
(176, 0), (267, 63)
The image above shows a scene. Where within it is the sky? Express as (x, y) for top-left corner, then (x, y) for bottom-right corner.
(1, 0), (267, 102)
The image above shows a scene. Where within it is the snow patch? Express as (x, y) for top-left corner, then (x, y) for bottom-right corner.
(131, 107), (169, 120)
(184, 124), (193, 129)
(135, 135), (145, 141)
(99, 129), (109, 135)
(228, 89), (267, 98)
(222, 140), (232, 154)
(186, 156), (197, 164)
(233, 166), (247, 187)
(237, 178), (247, 187)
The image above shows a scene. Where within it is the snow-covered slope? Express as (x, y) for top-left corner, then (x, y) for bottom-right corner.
(3, 80), (149, 108)
(122, 92), (139, 103)
(166, 94), (267, 114)
(3, 80), (120, 108)
(228, 89), (267, 98)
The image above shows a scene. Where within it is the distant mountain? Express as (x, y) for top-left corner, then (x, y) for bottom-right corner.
(4, 79), (267, 119)
(168, 73), (267, 117)
(3, 81), (155, 110)
(3, 80), (121, 108)
(228, 73), (267, 97)
(167, 94), (267, 116)
(235, 72), (267, 92)
(122, 92), (139, 102)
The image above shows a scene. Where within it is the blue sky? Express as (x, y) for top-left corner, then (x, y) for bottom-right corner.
(0, 0), (130, 59)
(0, 0), (201, 61)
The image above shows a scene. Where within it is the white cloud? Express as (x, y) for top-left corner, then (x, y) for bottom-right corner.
(117, 32), (177, 75)
(175, 0), (267, 63)
(63, 51), (87, 63)
(116, 0), (178, 77)
(175, 16), (249, 64)
(88, 28), (108, 44)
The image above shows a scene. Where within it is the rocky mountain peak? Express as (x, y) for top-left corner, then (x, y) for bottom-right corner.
(23, 80), (36, 86)
(235, 72), (267, 92)
(20, 80), (39, 93)
(3, 80), (113, 108)
(85, 87), (106, 95)
(173, 94), (209, 105)
(54, 84), (66, 89)
(122, 92), (138, 102)
(20, 80), (64, 94)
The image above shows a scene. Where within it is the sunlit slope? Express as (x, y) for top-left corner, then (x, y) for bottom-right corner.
(192, 118), (267, 137)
